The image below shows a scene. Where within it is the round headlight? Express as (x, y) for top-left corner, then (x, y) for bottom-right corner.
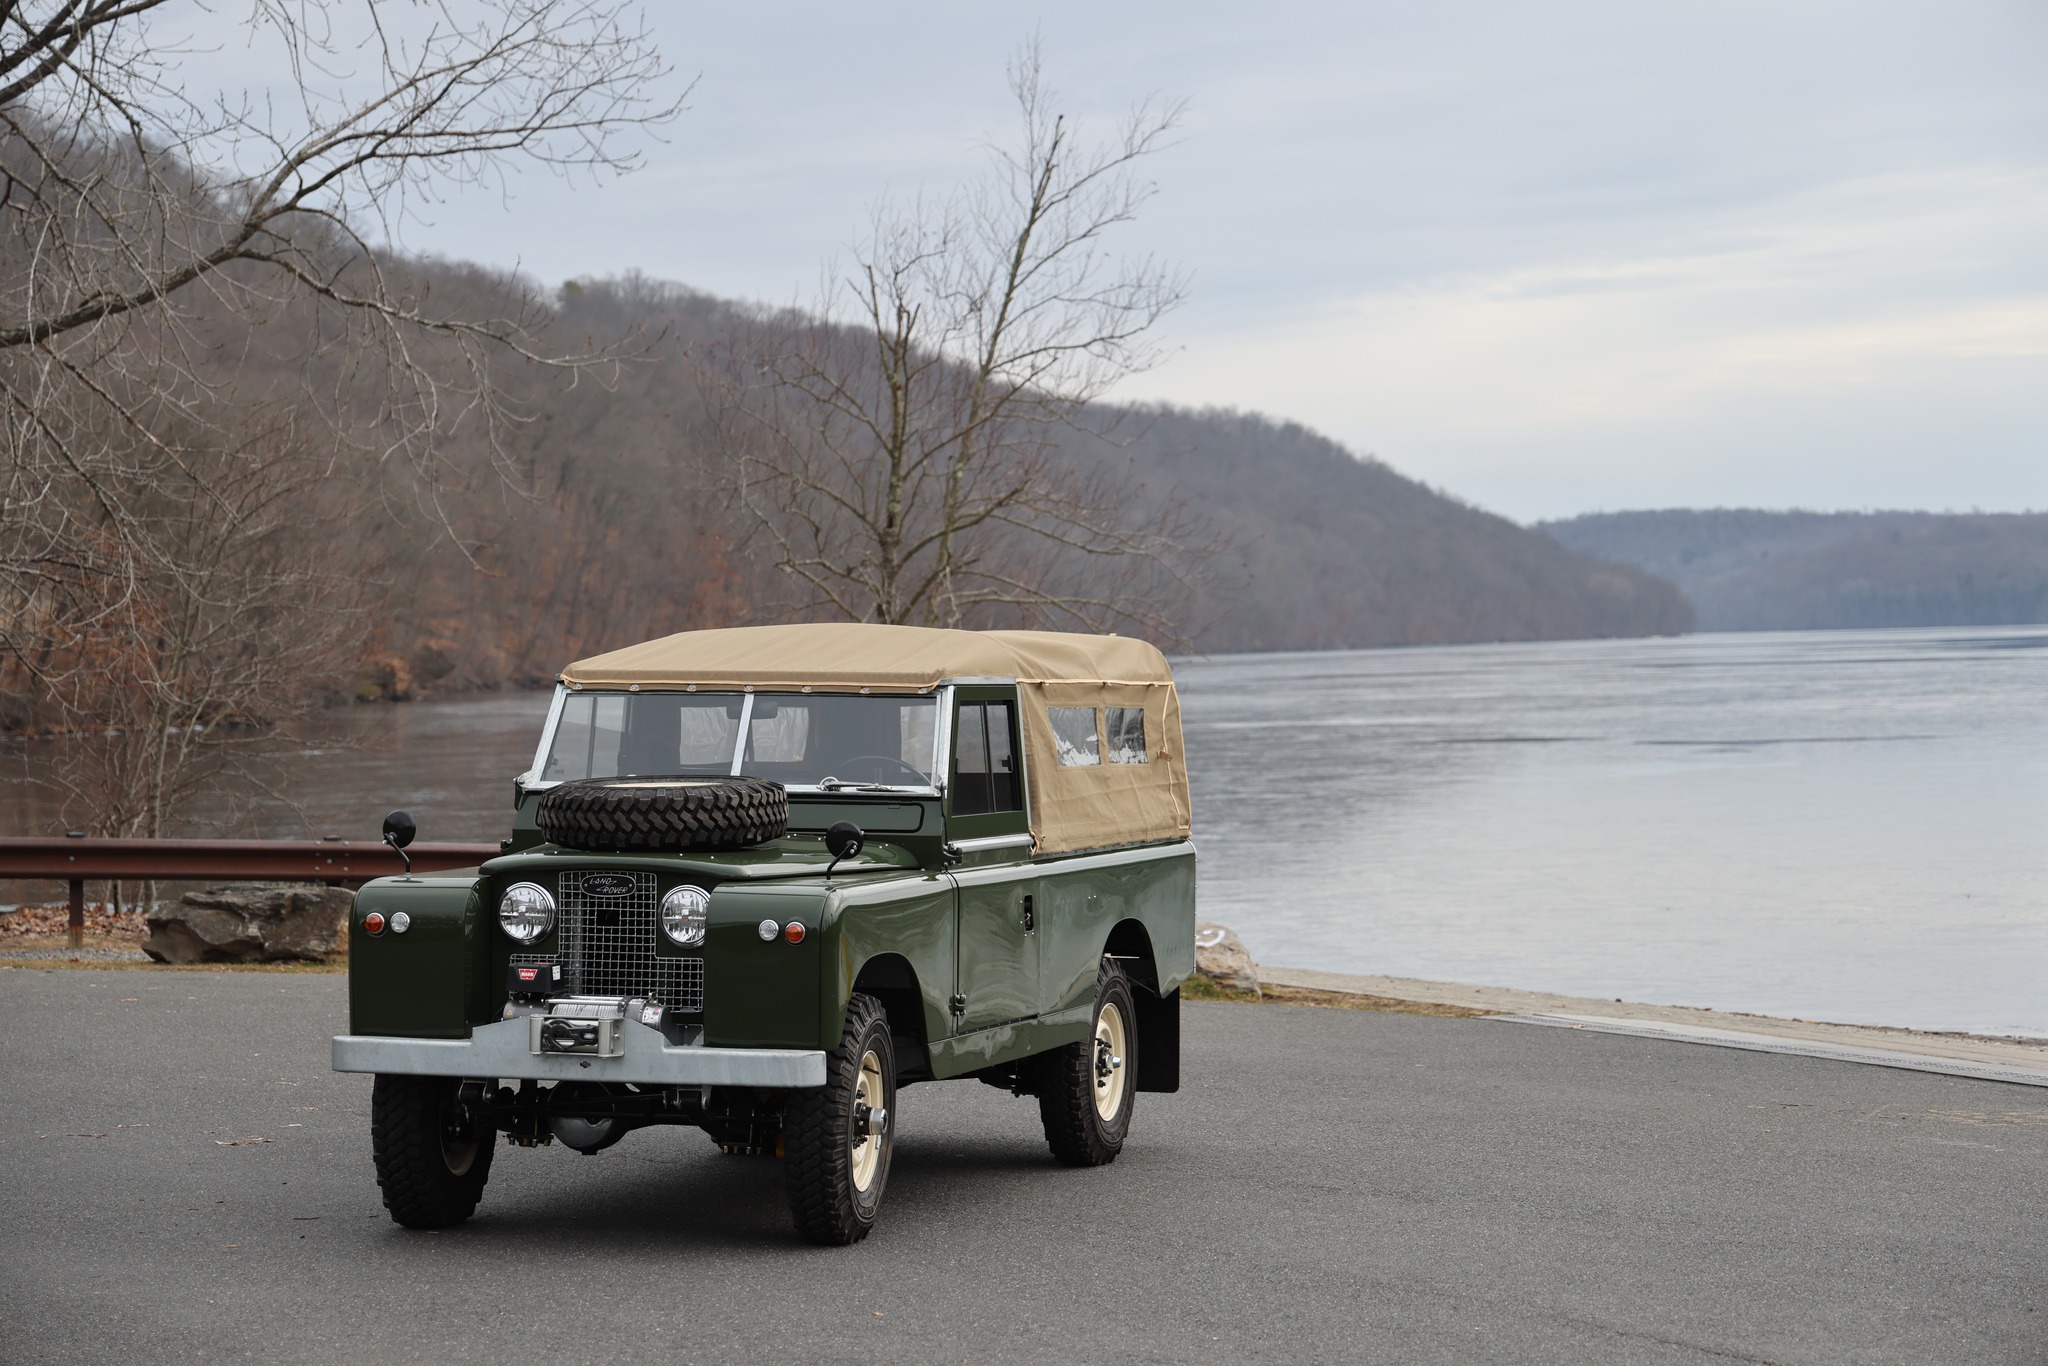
(661, 884), (709, 947)
(498, 881), (556, 944)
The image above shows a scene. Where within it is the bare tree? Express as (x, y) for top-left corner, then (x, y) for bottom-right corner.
(0, 0), (681, 838)
(16, 410), (367, 838)
(714, 43), (1195, 637)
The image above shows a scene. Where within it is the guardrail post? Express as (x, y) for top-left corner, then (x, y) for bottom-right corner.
(68, 878), (84, 951)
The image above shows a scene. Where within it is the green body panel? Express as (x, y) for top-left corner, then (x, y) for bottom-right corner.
(700, 883), (823, 1049)
(786, 800), (926, 833)
(348, 877), (486, 1038)
(480, 838), (919, 884)
(929, 1008), (1094, 1074)
(816, 842), (1192, 1078)
(1034, 845), (1198, 1017)
(952, 861), (1038, 1031)
(817, 873), (958, 1059)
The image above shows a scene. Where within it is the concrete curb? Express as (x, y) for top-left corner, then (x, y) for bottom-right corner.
(1255, 964), (2048, 1076)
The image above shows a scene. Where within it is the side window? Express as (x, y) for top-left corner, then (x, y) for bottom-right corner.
(985, 702), (1018, 811)
(1048, 706), (1101, 766)
(1104, 706), (1148, 764)
(954, 704), (990, 814)
(953, 701), (1021, 816)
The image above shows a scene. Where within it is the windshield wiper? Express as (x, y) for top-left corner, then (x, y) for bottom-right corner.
(817, 777), (927, 793)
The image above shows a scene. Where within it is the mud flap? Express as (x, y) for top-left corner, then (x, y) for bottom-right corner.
(1133, 985), (1180, 1093)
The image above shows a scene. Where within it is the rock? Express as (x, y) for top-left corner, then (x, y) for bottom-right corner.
(1194, 921), (1261, 998)
(142, 884), (351, 964)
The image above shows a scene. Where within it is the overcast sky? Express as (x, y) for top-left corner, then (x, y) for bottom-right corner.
(228, 2), (2048, 522)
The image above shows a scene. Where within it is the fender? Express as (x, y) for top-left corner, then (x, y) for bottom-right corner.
(349, 876), (486, 1039)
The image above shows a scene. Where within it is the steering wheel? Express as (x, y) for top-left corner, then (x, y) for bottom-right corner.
(839, 754), (930, 784)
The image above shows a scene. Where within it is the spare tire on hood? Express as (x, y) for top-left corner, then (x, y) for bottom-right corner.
(536, 776), (788, 853)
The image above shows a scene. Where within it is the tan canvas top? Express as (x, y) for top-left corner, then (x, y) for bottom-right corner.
(561, 624), (1190, 855)
(560, 623), (1175, 691)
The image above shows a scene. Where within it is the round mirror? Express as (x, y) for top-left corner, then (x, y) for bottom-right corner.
(382, 810), (418, 849)
(825, 820), (864, 862)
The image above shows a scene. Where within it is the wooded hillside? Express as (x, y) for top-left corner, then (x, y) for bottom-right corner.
(347, 275), (1692, 696)
(1541, 509), (2048, 632)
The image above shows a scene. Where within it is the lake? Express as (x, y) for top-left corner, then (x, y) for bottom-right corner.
(5, 626), (2042, 1036)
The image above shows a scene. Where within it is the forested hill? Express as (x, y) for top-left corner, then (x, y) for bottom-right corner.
(1540, 509), (2048, 632)
(359, 278), (1690, 693)
(1081, 408), (1692, 652)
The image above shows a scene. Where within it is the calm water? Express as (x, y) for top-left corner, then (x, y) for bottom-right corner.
(1181, 627), (2046, 1038)
(5, 627), (2042, 1035)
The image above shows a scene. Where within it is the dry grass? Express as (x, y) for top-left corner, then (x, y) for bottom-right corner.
(1183, 971), (1490, 1018)
(0, 955), (344, 973)
(1259, 982), (1490, 1017)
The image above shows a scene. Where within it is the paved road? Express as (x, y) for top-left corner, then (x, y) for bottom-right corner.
(2, 970), (2043, 1365)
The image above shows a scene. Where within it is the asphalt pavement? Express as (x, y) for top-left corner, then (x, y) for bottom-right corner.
(2, 969), (2043, 1365)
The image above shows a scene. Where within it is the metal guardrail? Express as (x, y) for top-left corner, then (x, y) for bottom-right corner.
(0, 836), (501, 949)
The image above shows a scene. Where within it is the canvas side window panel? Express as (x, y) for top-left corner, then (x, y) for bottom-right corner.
(1104, 706), (1148, 764)
(1048, 706), (1101, 766)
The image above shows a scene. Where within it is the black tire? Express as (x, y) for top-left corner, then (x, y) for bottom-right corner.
(371, 1074), (494, 1229)
(784, 994), (896, 1246)
(1035, 958), (1138, 1167)
(536, 775), (787, 852)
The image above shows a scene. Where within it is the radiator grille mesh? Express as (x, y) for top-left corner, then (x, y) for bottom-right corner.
(531, 870), (705, 1012)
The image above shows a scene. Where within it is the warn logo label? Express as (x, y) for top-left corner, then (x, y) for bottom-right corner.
(506, 960), (559, 994)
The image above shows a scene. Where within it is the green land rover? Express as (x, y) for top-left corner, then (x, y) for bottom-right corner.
(332, 623), (1196, 1244)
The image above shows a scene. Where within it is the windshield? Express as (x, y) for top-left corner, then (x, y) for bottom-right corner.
(538, 691), (940, 789)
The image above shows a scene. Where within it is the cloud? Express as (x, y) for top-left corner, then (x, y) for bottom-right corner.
(1124, 163), (2048, 517)
(128, 0), (2048, 518)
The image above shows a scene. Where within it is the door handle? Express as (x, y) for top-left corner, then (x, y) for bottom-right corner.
(1021, 893), (1034, 934)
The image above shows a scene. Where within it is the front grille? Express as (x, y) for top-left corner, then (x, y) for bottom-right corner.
(532, 870), (705, 1012)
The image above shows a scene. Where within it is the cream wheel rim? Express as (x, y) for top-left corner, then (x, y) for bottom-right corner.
(441, 1096), (478, 1176)
(849, 1047), (886, 1191)
(1092, 1000), (1128, 1121)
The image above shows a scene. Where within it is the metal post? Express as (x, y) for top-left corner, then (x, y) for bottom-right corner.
(68, 878), (84, 952)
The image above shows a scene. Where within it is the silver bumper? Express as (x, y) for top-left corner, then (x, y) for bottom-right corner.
(332, 1016), (827, 1087)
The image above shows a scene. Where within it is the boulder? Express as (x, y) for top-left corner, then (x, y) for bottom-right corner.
(1194, 921), (1261, 998)
(142, 884), (351, 964)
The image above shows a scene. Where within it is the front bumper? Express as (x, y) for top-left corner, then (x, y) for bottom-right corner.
(332, 1016), (827, 1087)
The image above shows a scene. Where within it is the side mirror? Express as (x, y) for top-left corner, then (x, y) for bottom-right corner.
(824, 820), (864, 877)
(382, 810), (417, 849)
(382, 810), (417, 875)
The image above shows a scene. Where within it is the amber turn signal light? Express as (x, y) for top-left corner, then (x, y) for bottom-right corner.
(783, 921), (806, 944)
(363, 912), (386, 936)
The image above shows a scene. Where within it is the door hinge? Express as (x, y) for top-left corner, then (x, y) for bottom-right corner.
(949, 993), (967, 1016)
